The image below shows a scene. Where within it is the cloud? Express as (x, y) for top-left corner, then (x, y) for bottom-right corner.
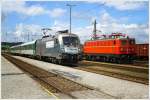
(2, 0), (66, 17)
(13, 23), (42, 42)
(2, 0), (45, 16)
(72, 12), (93, 20)
(48, 11), (148, 44)
(25, 5), (45, 16)
(13, 21), (69, 42)
(48, 8), (66, 18)
(2, 1), (148, 44)
(51, 20), (69, 32)
(87, 0), (147, 10)
(72, 11), (148, 44)
(10, 14), (149, 44)
(72, 26), (93, 43)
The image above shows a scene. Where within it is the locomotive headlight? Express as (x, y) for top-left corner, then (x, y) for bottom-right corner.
(78, 48), (81, 52)
(61, 48), (65, 52)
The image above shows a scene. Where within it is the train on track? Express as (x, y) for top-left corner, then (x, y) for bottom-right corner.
(81, 20), (149, 63)
(10, 30), (82, 64)
(9, 31), (148, 64)
(83, 33), (136, 63)
(135, 43), (149, 60)
(8, 19), (148, 64)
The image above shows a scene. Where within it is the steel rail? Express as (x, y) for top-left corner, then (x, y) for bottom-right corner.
(3, 54), (94, 99)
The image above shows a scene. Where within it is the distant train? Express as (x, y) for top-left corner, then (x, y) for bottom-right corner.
(10, 30), (82, 64)
(135, 43), (149, 60)
(83, 33), (136, 63)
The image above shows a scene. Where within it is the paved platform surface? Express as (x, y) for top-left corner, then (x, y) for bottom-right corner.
(13, 56), (149, 99)
(1, 56), (56, 99)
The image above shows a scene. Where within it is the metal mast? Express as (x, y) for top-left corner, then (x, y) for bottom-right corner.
(93, 19), (97, 40)
(66, 4), (76, 34)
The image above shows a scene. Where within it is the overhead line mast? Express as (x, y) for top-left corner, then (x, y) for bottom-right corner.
(92, 19), (100, 40)
(66, 4), (76, 34)
(93, 19), (97, 40)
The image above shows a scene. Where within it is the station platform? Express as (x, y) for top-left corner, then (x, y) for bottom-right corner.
(1, 56), (57, 99)
(12, 56), (149, 99)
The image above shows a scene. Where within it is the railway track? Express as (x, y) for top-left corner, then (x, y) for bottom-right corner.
(132, 60), (149, 67)
(3, 54), (94, 99)
(76, 61), (149, 85)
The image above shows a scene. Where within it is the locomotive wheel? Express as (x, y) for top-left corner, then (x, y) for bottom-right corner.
(87, 56), (91, 60)
(85, 56), (88, 60)
(104, 57), (109, 62)
(112, 58), (116, 63)
(116, 58), (122, 64)
(103, 57), (105, 62)
(96, 56), (99, 61)
(88, 56), (91, 61)
(91, 56), (95, 61)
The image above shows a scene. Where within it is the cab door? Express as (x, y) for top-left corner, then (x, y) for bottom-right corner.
(53, 38), (60, 59)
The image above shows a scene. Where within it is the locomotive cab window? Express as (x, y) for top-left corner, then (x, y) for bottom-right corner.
(129, 39), (135, 45)
(63, 37), (79, 46)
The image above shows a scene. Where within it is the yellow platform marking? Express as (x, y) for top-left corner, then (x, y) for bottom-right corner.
(41, 85), (59, 99)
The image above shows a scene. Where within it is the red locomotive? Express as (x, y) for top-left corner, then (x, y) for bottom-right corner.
(83, 33), (136, 63)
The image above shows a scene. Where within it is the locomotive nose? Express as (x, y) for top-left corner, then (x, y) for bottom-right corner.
(64, 46), (79, 54)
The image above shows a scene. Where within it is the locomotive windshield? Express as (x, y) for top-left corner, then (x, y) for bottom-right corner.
(63, 37), (79, 46)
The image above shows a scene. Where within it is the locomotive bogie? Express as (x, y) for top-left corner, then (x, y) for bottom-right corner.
(84, 53), (135, 63)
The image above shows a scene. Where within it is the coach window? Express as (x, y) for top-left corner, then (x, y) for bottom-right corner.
(29, 45), (32, 49)
(25, 45), (27, 50)
(29, 44), (32, 49)
(25, 45), (28, 50)
(27, 45), (29, 49)
(28, 45), (30, 49)
(31, 44), (33, 49)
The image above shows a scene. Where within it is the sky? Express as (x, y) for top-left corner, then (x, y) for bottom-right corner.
(1, 0), (149, 44)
